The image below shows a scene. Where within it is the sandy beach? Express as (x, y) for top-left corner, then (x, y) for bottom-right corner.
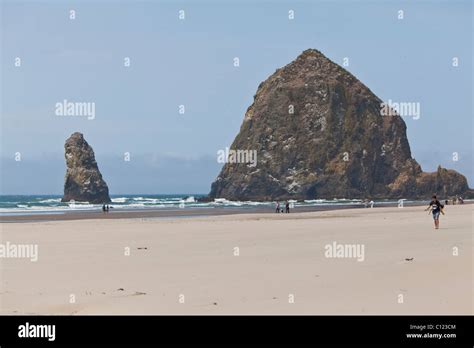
(0, 204), (472, 315)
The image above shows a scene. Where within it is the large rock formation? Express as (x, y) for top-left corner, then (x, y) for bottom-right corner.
(61, 132), (111, 203)
(209, 49), (471, 200)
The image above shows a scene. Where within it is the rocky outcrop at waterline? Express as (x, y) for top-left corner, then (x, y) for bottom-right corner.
(208, 49), (471, 200)
(61, 132), (111, 204)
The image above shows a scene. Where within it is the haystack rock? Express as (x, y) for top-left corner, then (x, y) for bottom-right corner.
(61, 132), (111, 204)
(209, 49), (471, 200)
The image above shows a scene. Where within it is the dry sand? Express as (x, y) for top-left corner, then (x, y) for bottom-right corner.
(0, 205), (472, 315)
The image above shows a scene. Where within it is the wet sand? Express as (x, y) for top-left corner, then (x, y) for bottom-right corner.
(0, 201), (430, 223)
(0, 205), (361, 223)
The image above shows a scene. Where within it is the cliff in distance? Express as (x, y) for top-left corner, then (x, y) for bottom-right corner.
(209, 49), (471, 200)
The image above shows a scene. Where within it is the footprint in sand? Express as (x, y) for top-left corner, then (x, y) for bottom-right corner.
(132, 292), (147, 296)
(114, 288), (147, 296)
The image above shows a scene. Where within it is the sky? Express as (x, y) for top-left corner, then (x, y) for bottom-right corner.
(1, 0), (472, 194)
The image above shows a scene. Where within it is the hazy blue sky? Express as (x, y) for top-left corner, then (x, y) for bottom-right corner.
(1, 0), (472, 194)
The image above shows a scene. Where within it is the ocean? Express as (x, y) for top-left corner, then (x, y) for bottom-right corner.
(0, 194), (425, 216)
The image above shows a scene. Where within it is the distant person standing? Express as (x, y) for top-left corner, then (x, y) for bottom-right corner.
(425, 195), (444, 229)
(106, 205), (110, 213)
(285, 200), (290, 213)
(102, 204), (106, 214)
(275, 201), (280, 213)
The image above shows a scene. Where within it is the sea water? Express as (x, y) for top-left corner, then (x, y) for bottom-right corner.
(0, 194), (418, 216)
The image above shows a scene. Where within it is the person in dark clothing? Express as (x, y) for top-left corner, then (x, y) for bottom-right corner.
(106, 205), (110, 213)
(425, 195), (444, 229)
(102, 204), (106, 213)
(285, 200), (290, 213)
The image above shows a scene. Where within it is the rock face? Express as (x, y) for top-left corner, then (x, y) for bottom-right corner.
(209, 49), (471, 200)
(61, 132), (111, 203)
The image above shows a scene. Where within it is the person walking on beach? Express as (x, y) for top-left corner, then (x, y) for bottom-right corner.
(102, 204), (106, 214)
(285, 200), (290, 213)
(275, 201), (280, 213)
(425, 195), (444, 229)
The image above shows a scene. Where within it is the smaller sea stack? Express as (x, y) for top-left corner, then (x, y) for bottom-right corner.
(61, 132), (111, 204)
